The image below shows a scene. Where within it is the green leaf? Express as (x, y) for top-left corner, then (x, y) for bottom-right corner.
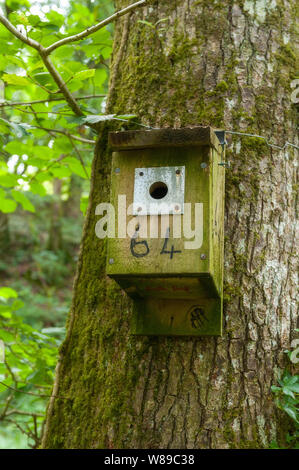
(83, 114), (115, 124)
(0, 287), (18, 299)
(0, 310), (12, 318)
(45, 11), (65, 28)
(11, 300), (24, 310)
(73, 69), (95, 80)
(2, 73), (30, 86)
(9, 12), (29, 26)
(0, 118), (30, 138)
(0, 198), (17, 213)
(283, 387), (295, 399)
(283, 406), (298, 423)
(50, 166), (72, 178)
(94, 68), (107, 86)
(288, 383), (299, 393)
(32, 72), (56, 88)
(29, 181), (46, 197)
(35, 171), (53, 182)
(32, 146), (55, 160)
(0, 173), (17, 188)
(80, 195), (89, 215)
(5, 141), (30, 156)
(11, 190), (35, 213)
(28, 15), (41, 27)
(64, 157), (89, 179)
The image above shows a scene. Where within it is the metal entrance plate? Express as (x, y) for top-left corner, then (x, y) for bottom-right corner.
(133, 166), (185, 215)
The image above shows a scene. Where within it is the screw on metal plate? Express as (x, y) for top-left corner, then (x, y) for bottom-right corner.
(200, 162), (208, 169)
(109, 258), (114, 264)
(115, 168), (120, 174)
(200, 254), (207, 260)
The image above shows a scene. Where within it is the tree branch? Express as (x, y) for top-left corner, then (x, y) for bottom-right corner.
(40, 54), (84, 116)
(44, 0), (147, 54)
(5, 409), (44, 418)
(68, 136), (89, 178)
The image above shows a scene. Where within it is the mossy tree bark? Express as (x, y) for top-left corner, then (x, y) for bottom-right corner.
(42, 0), (298, 448)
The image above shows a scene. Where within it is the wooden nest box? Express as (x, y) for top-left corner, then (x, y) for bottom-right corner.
(106, 126), (225, 336)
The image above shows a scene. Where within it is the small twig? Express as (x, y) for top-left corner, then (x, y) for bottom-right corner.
(44, 1), (147, 54)
(4, 360), (18, 384)
(5, 418), (30, 437)
(0, 393), (13, 419)
(32, 126), (96, 144)
(0, 381), (68, 399)
(14, 107), (74, 116)
(5, 417), (40, 448)
(28, 154), (69, 183)
(27, 73), (57, 94)
(4, 409), (44, 418)
(33, 415), (38, 443)
(0, 94), (106, 108)
(41, 54), (84, 116)
(68, 136), (89, 178)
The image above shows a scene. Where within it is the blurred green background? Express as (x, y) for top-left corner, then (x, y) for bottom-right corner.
(0, 0), (114, 448)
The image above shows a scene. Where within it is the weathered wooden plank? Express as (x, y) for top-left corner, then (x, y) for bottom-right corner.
(109, 126), (217, 150)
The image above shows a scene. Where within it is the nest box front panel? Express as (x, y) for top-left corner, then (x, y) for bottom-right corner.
(107, 146), (210, 278)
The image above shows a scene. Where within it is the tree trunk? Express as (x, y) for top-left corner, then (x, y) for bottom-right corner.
(42, 0), (298, 449)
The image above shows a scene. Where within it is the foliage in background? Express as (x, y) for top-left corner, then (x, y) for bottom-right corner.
(0, 0), (116, 448)
(0, 286), (61, 448)
(0, 191), (82, 447)
(271, 333), (299, 448)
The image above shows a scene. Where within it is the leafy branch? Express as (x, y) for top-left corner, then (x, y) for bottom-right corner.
(0, 0), (146, 116)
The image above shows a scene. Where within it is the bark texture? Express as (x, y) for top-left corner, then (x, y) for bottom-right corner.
(42, 0), (298, 448)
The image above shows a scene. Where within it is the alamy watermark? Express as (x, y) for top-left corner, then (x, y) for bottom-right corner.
(95, 195), (204, 249)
